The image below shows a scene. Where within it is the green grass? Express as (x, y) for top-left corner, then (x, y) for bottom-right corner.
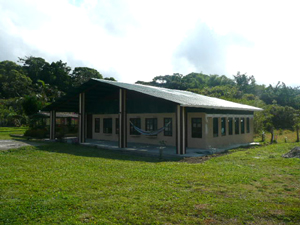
(1, 141), (300, 224)
(0, 126), (28, 139)
(254, 129), (299, 144)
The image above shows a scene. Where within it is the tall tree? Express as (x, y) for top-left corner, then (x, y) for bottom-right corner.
(19, 56), (72, 92)
(233, 72), (256, 94)
(49, 60), (72, 92)
(71, 67), (103, 87)
(294, 110), (300, 142)
(0, 61), (32, 98)
(19, 56), (49, 83)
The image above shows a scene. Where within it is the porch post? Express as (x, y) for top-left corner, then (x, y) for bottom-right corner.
(176, 105), (186, 154)
(119, 89), (127, 148)
(50, 110), (56, 140)
(79, 92), (86, 143)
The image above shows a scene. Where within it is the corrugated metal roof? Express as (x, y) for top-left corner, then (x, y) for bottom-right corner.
(33, 112), (78, 118)
(92, 79), (262, 111)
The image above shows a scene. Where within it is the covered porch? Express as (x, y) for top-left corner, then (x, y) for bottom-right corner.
(44, 79), (188, 155)
(56, 137), (258, 158)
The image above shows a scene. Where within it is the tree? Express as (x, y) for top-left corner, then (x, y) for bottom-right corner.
(34, 80), (62, 103)
(104, 77), (116, 81)
(0, 61), (32, 98)
(19, 56), (49, 83)
(71, 67), (103, 87)
(48, 60), (72, 92)
(19, 57), (72, 92)
(233, 72), (256, 94)
(21, 95), (44, 116)
(294, 110), (300, 142)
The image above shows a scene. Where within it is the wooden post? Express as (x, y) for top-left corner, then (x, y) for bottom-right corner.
(79, 93), (86, 143)
(119, 89), (127, 148)
(50, 110), (56, 140)
(176, 105), (186, 155)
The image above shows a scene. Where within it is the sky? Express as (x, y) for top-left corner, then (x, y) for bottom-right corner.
(1, 0), (300, 86)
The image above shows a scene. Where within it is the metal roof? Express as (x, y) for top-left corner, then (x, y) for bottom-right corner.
(33, 112), (78, 118)
(92, 79), (262, 111)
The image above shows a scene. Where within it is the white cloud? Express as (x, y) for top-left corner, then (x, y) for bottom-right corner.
(0, 0), (300, 86)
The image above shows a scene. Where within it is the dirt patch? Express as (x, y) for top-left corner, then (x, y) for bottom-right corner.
(282, 147), (300, 158)
(0, 140), (43, 151)
(179, 151), (229, 164)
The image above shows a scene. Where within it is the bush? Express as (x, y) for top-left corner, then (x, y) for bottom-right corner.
(25, 128), (48, 139)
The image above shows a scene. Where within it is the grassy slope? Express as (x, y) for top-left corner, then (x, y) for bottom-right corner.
(254, 129), (299, 144)
(0, 127), (27, 139)
(1, 141), (300, 224)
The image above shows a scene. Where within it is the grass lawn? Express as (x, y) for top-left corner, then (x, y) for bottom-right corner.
(0, 136), (299, 223)
(254, 129), (299, 144)
(0, 127), (28, 139)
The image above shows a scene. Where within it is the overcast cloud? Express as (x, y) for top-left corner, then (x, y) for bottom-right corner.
(1, 0), (300, 86)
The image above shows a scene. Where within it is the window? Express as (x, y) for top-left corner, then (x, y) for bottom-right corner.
(116, 118), (119, 134)
(164, 118), (172, 136)
(192, 118), (202, 138)
(235, 118), (240, 134)
(221, 117), (226, 136)
(130, 118), (141, 135)
(228, 118), (233, 135)
(246, 118), (250, 133)
(241, 118), (245, 134)
(213, 118), (219, 137)
(95, 118), (100, 133)
(145, 118), (157, 132)
(103, 118), (112, 134)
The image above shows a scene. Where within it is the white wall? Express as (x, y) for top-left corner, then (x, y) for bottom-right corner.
(92, 112), (254, 149)
(92, 113), (176, 146)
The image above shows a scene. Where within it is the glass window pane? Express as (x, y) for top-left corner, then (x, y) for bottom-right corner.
(221, 117), (226, 136)
(235, 118), (239, 134)
(164, 118), (172, 136)
(192, 118), (202, 138)
(95, 118), (100, 133)
(213, 118), (218, 137)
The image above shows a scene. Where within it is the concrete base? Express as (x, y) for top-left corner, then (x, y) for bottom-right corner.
(79, 139), (260, 158)
(45, 137), (259, 158)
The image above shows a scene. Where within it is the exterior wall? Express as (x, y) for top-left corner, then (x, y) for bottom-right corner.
(127, 113), (176, 146)
(92, 112), (254, 150)
(92, 113), (176, 146)
(92, 114), (119, 141)
(187, 112), (254, 149)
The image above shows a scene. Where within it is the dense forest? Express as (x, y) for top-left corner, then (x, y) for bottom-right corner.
(0, 56), (300, 138)
(0, 56), (115, 126)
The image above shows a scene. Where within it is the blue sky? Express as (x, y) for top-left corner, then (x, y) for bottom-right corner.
(1, 0), (300, 86)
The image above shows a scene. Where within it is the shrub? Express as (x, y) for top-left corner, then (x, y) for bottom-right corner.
(25, 128), (48, 138)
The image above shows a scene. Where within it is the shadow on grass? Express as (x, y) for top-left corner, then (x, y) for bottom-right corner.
(30, 141), (181, 163)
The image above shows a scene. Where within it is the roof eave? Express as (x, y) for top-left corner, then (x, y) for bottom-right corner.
(181, 104), (263, 112)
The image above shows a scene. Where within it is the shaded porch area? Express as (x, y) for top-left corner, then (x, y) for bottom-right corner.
(58, 138), (259, 158)
(82, 139), (212, 158)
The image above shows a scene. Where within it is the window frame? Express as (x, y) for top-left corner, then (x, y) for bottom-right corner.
(145, 118), (158, 132)
(95, 118), (100, 133)
(221, 117), (226, 136)
(103, 118), (112, 134)
(130, 118), (141, 135)
(241, 117), (245, 134)
(116, 118), (119, 134)
(164, 118), (172, 136)
(228, 117), (233, 135)
(235, 117), (240, 135)
(246, 118), (250, 133)
(191, 118), (202, 138)
(213, 117), (219, 137)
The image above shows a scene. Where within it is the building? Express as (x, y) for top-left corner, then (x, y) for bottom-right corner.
(43, 78), (262, 154)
